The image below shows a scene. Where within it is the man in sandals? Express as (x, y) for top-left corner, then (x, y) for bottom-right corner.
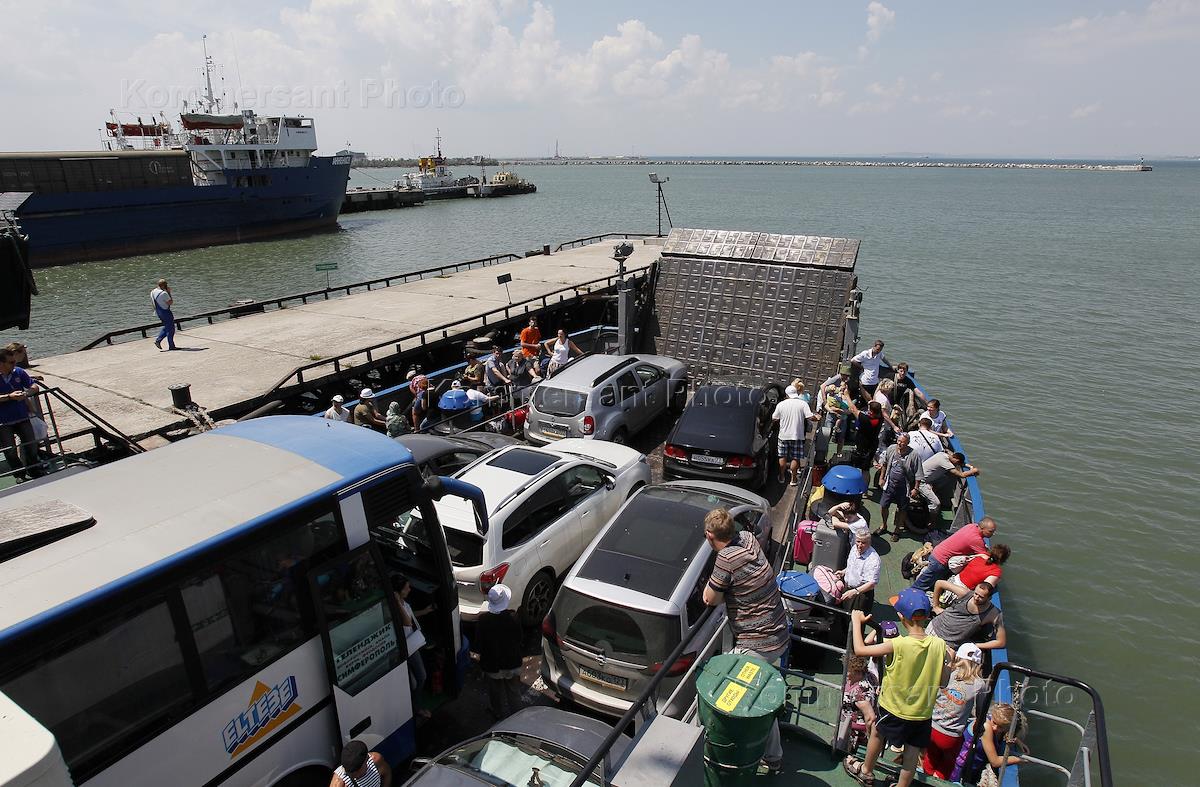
(846, 588), (947, 787)
(772, 380), (818, 486)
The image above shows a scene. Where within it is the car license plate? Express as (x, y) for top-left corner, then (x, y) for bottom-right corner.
(691, 453), (725, 466)
(577, 666), (628, 691)
(542, 424), (568, 440)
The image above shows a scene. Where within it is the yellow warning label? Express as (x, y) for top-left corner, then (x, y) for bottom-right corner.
(735, 661), (760, 683)
(715, 682), (748, 712)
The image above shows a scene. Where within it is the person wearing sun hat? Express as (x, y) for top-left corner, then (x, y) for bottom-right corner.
(843, 587), (947, 787)
(352, 387), (386, 431)
(322, 393), (351, 423)
(471, 585), (523, 720)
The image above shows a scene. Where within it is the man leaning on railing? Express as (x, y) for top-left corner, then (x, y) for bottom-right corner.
(0, 346), (45, 480)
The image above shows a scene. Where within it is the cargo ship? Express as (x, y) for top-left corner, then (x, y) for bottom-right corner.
(0, 46), (350, 268)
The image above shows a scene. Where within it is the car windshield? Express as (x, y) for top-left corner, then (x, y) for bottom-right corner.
(436, 733), (600, 786)
(533, 386), (588, 417)
(557, 587), (679, 663)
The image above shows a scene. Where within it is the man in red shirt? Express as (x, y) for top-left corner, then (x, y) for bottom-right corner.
(912, 517), (996, 592)
(519, 316), (541, 358)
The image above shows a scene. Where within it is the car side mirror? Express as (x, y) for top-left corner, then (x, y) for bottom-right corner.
(604, 476), (615, 491)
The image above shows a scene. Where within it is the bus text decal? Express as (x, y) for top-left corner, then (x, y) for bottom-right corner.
(222, 675), (302, 758)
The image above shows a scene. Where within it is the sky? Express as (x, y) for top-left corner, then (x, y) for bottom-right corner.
(0, 0), (1196, 158)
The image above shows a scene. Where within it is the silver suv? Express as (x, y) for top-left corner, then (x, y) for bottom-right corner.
(540, 481), (772, 717)
(524, 354), (688, 446)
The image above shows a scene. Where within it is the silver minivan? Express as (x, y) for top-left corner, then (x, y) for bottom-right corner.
(539, 481), (772, 717)
(524, 354), (688, 446)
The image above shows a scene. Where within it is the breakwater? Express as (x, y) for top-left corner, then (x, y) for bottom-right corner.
(504, 157), (1152, 171)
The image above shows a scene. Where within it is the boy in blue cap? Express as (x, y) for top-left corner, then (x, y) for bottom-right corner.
(844, 587), (947, 787)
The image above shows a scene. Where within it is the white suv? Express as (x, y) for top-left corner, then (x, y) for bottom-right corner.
(432, 439), (650, 625)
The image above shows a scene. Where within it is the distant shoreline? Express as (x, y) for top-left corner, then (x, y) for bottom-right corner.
(498, 157), (1153, 172)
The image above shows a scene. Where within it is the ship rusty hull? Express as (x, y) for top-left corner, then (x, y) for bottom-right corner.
(14, 157), (350, 268)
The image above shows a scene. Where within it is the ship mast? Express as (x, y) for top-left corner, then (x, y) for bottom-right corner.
(201, 35), (220, 113)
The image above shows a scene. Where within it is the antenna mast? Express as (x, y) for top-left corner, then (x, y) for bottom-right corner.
(201, 35), (220, 112)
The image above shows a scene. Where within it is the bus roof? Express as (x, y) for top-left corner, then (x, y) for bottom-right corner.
(0, 416), (413, 644)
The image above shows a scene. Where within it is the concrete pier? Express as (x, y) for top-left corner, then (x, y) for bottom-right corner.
(34, 237), (661, 446)
(340, 186), (426, 213)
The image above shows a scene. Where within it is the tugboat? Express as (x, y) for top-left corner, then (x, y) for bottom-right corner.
(468, 169), (537, 197)
(396, 130), (478, 199)
(0, 37), (351, 269)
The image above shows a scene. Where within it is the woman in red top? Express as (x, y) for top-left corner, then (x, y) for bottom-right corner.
(951, 543), (1011, 591)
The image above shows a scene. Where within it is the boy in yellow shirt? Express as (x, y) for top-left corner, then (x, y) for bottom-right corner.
(845, 588), (947, 787)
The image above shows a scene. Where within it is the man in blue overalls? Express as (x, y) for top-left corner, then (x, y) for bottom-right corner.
(151, 278), (177, 350)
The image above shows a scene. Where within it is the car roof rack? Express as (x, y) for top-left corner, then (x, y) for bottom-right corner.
(592, 357), (637, 387)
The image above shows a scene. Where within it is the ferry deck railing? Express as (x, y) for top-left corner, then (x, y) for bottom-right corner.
(0, 385), (144, 487)
(79, 252), (524, 350)
(971, 664), (1113, 787)
(320, 326), (618, 436)
(554, 232), (657, 252)
(265, 269), (646, 397)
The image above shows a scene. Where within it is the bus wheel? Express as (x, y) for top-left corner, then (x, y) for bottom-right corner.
(521, 570), (556, 626)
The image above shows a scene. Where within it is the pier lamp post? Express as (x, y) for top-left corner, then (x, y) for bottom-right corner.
(613, 242), (634, 353)
(648, 173), (672, 237)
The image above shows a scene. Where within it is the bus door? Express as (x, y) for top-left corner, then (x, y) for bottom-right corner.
(308, 544), (413, 753)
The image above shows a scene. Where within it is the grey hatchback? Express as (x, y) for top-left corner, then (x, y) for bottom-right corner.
(540, 481), (772, 718)
(524, 354), (688, 446)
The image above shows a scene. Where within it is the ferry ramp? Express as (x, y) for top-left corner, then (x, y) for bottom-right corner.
(645, 227), (861, 393)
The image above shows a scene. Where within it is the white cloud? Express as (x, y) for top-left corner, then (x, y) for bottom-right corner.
(1070, 102), (1102, 119)
(1031, 0), (1200, 63)
(940, 103), (973, 118)
(866, 2), (896, 43)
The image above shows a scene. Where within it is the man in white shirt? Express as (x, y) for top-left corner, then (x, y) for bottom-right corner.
(323, 394), (351, 422)
(838, 532), (881, 611)
(458, 379), (498, 422)
(772, 380), (818, 487)
(850, 339), (887, 396)
(907, 417), (945, 463)
(924, 399), (952, 436)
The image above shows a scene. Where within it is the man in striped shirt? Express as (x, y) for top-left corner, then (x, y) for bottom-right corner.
(703, 508), (788, 773)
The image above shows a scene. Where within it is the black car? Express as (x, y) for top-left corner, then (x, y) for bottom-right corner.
(394, 433), (520, 478)
(662, 381), (783, 489)
(402, 706), (629, 786)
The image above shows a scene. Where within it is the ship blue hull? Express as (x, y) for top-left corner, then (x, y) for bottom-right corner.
(17, 157), (350, 268)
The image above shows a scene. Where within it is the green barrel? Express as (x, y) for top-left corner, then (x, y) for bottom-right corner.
(696, 654), (786, 785)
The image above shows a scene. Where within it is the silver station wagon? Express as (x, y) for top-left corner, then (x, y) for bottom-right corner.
(524, 354), (688, 446)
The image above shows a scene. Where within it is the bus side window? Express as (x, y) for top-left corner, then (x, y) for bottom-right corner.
(179, 509), (342, 694)
(1, 600), (193, 778)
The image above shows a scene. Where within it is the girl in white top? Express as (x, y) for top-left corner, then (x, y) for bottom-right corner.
(543, 329), (582, 374)
(827, 500), (870, 538)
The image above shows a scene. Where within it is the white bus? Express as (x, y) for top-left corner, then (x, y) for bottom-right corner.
(0, 416), (486, 787)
